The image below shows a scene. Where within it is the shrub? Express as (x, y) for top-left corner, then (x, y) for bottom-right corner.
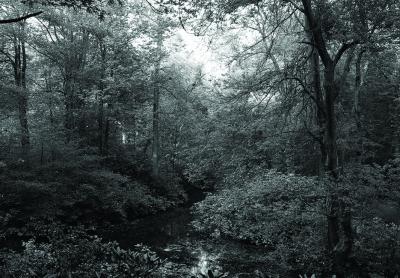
(0, 224), (164, 277)
(354, 218), (400, 275)
(0, 156), (177, 227)
(193, 165), (400, 275)
(343, 163), (400, 275)
(192, 171), (327, 274)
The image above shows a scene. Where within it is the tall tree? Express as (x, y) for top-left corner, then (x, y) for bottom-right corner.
(13, 21), (30, 161)
(0, 7), (31, 161)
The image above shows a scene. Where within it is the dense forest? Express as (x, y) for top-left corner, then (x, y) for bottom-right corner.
(0, 0), (399, 277)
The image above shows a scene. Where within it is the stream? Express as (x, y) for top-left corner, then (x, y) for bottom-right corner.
(100, 189), (272, 277)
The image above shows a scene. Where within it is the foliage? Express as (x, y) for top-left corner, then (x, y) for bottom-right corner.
(192, 171), (327, 274)
(193, 166), (400, 275)
(0, 223), (164, 277)
(0, 153), (178, 231)
(354, 218), (400, 275)
(341, 163), (400, 275)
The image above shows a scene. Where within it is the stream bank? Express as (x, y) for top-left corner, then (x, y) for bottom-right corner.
(99, 187), (272, 276)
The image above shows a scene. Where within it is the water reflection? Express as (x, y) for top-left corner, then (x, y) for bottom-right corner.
(191, 249), (214, 275)
(190, 248), (227, 278)
(101, 205), (269, 276)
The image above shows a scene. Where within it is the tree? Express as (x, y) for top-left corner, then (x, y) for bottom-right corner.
(151, 25), (163, 179)
(0, 5), (32, 162)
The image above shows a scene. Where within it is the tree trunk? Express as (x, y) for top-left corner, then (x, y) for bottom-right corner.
(312, 51), (327, 175)
(49, 105), (56, 161)
(104, 118), (110, 154)
(152, 29), (163, 179)
(13, 24), (30, 162)
(305, 15), (327, 175)
(324, 63), (342, 263)
(324, 64), (339, 178)
(64, 70), (75, 142)
(324, 59), (353, 278)
(354, 49), (368, 162)
(354, 52), (363, 130)
(152, 68), (160, 179)
(301, 0), (354, 274)
(98, 39), (107, 155)
(46, 70), (57, 161)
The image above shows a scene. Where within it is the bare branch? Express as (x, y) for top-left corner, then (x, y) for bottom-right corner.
(286, 0), (305, 13)
(35, 18), (58, 44)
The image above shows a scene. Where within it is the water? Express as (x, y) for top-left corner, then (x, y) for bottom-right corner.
(100, 202), (271, 276)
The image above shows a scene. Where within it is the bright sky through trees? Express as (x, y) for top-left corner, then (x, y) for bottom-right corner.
(175, 29), (227, 77)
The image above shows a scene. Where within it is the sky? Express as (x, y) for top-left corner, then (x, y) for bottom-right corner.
(174, 29), (227, 78)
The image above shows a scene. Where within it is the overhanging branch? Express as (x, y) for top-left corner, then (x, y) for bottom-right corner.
(0, 11), (43, 24)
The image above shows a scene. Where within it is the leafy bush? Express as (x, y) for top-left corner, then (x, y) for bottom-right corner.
(0, 154), (177, 227)
(354, 218), (400, 275)
(193, 165), (400, 275)
(342, 163), (400, 275)
(192, 171), (327, 274)
(0, 224), (164, 277)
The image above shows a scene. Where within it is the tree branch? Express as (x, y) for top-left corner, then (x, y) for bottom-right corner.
(286, 0), (305, 13)
(280, 76), (326, 117)
(301, 0), (333, 67)
(338, 47), (356, 91)
(0, 11), (43, 24)
(333, 40), (359, 65)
